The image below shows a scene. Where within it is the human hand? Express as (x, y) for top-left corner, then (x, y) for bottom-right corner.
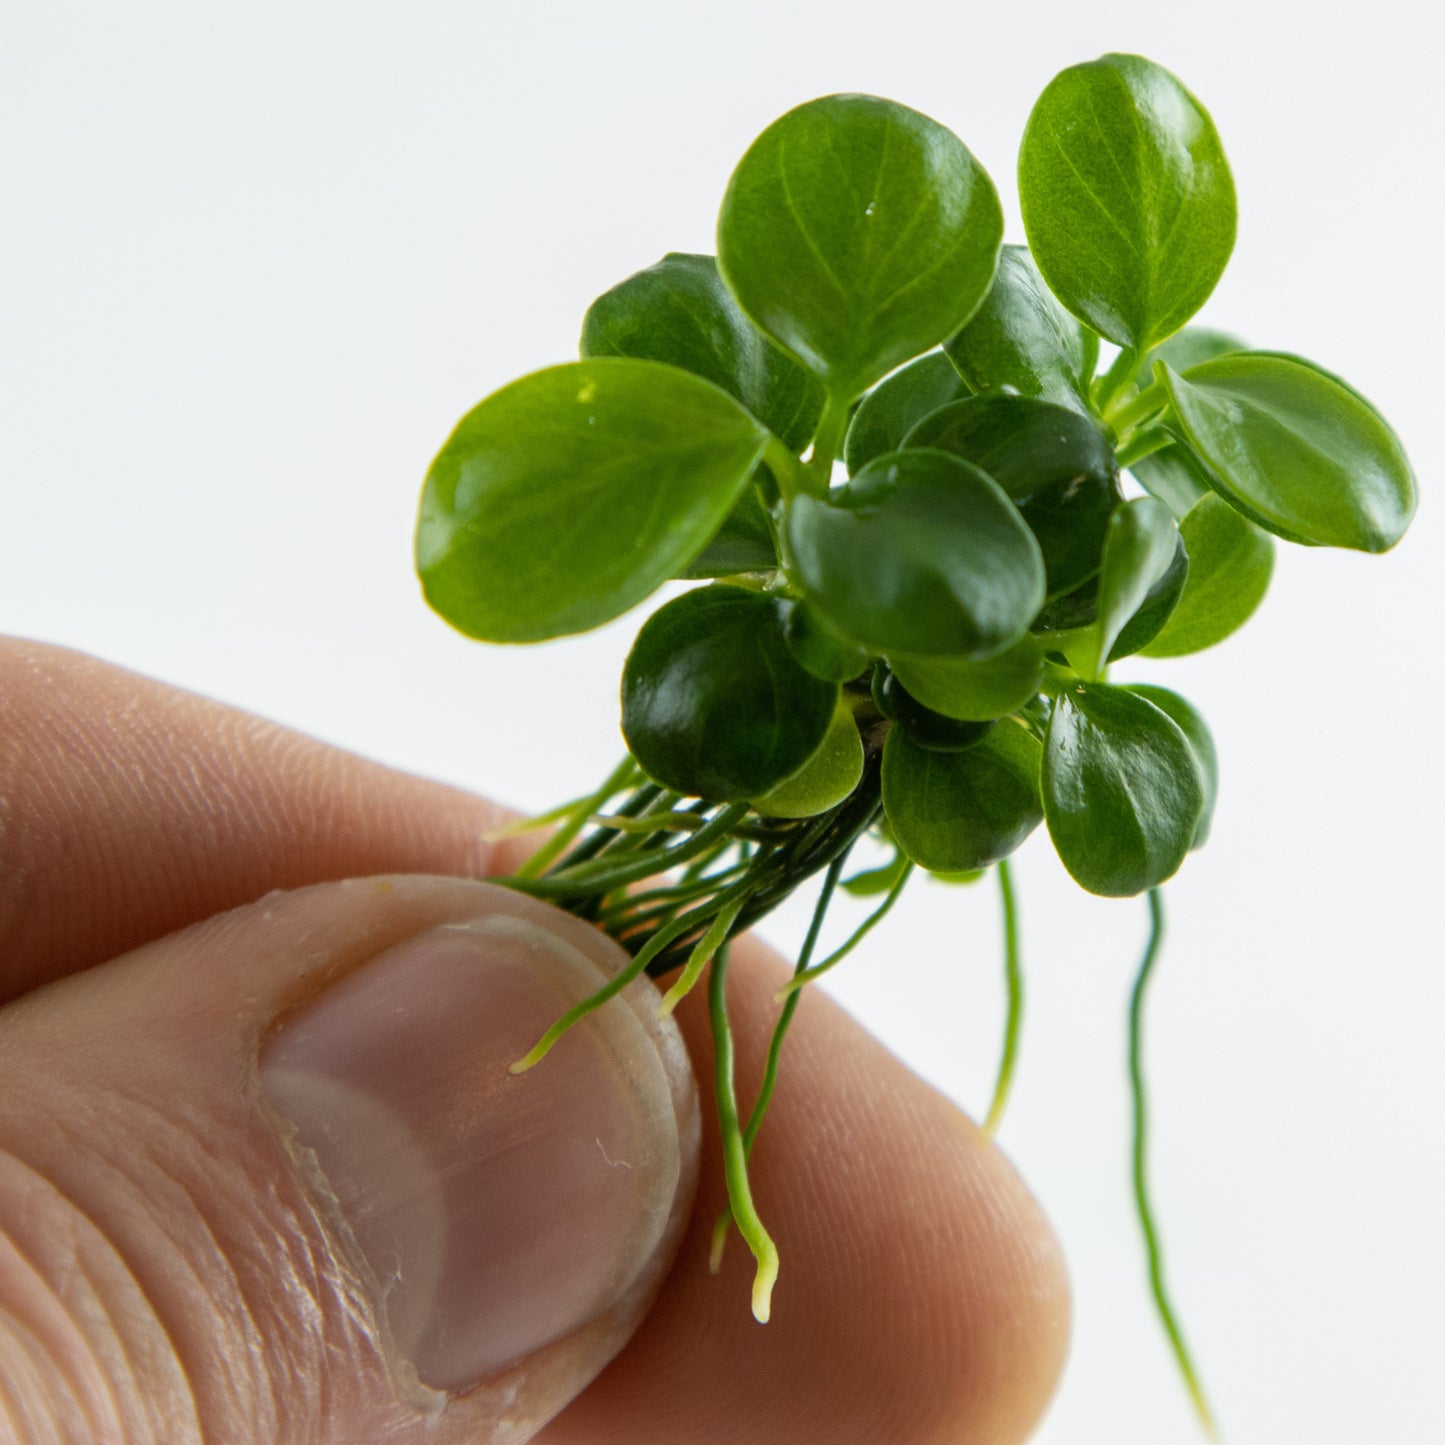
(0, 639), (1068, 1443)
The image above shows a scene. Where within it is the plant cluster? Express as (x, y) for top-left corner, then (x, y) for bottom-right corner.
(414, 53), (1415, 1427)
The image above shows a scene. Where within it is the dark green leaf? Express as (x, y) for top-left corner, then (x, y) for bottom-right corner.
(1158, 352), (1416, 551)
(843, 353), (970, 475)
(888, 633), (1045, 721)
(883, 721), (1044, 872)
(718, 94), (1003, 397)
(783, 600), (871, 682)
(676, 483), (777, 579)
(1019, 54), (1236, 351)
(904, 396), (1120, 598)
(753, 700), (864, 818)
(621, 585), (836, 801)
(873, 671), (997, 751)
(1140, 493), (1274, 656)
(581, 252), (824, 452)
(1043, 682), (1204, 896)
(1080, 497), (1182, 676)
(1126, 685), (1217, 848)
(944, 244), (1099, 411)
(786, 448), (1045, 657)
(1108, 531), (1188, 660)
(418, 360), (769, 641)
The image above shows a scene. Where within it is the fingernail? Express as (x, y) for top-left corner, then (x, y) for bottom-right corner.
(259, 904), (686, 1393)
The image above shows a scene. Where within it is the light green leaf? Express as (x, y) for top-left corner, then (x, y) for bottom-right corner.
(1140, 493), (1274, 656)
(1043, 682), (1204, 896)
(753, 700), (864, 818)
(418, 360), (770, 641)
(944, 244), (1099, 411)
(1019, 54), (1236, 351)
(581, 252), (824, 452)
(718, 94), (1003, 397)
(1158, 352), (1416, 552)
(786, 448), (1045, 658)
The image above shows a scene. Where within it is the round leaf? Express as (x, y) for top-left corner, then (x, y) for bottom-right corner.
(883, 721), (1044, 873)
(783, 600), (870, 682)
(944, 244), (1099, 412)
(753, 701), (864, 818)
(1019, 54), (1236, 351)
(888, 634), (1045, 721)
(1158, 352), (1416, 552)
(621, 585), (836, 801)
(718, 94), (1004, 397)
(418, 360), (770, 641)
(1043, 682), (1204, 896)
(581, 252), (824, 452)
(905, 396), (1121, 598)
(786, 448), (1046, 658)
(1126, 684), (1217, 847)
(1140, 492), (1275, 656)
(843, 353), (970, 475)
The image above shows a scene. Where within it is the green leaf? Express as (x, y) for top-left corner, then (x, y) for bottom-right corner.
(753, 700), (864, 817)
(1019, 54), (1236, 351)
(1158, 352), (1416, 552)
(581, 252), (824, 452)
(842, 850), (910, 896)
(676, 483), (777, 579)
(944, 244), (1099, 411)
(718, 94), (1004, 397)
(883, 721), (1044, 873)
(873, 670), (997, 751)
(1130, 443), (1212, 518)
(905, 396), (1121, 598)
(1108, 532), (1188, 661)
(1140, 493), (1274, 656)
(889, 633), (1045, 721)
(786, 448), (1045, 658)
(1076, 497), (1180, 678)
(1126, 685), (1217, 848)
(783, 600), (870, 682)
(843, 353), (970, 475)
(1043, 682), (1204, 896)
(621, 585), (836, 801)
(1146, 326), (1244, 377)
(418, 360), (770, 641)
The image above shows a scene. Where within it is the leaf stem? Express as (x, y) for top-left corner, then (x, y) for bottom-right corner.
(1109, 378), (1168, 436)
(709, 941), (780, 1322)
(1130, 889), (1217, 1437)
(762, 433), (813, 504)
(807, 390), (850, 492)
(1094, 344), (1142, 414)
(1116, 425), (1173, 470)
(983, 858), (1023, 1137)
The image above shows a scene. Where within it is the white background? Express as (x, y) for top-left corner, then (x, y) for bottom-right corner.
(3, 2), (1442, 1440)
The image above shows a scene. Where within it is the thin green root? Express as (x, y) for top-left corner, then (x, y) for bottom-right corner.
(658, 896), (746, 1018)
(983, 858), (1023, 1138)
(775, 861), (913, 1000)
(1131, 890), (1217, 1438)
(709, 941), (780, 1323)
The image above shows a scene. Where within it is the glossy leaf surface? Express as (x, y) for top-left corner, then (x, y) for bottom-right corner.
(889, 633), (1045, 721)
(883, 721), (1044, 872)
(1141, 492), (1274, 656)
(786, 448), (1045, 658)
(1108, 532), (1188, 660)
(944, 244), (1098, 411)
(1127, 684), (1217, 847)
(1159, 352), (1416, 551)
(718, 94), (1003, 396)
(843, 353), (970, 475)
(1019, 54), (1236, 350)
(621, 585), (836, 800)
(783, 600), (870, 682)
(419, 361), (770, 641)
(1081, 497), (1181, 677)
(1131, 443), (1212, 519)
(753, 701), (864, 817)
(1043, 682), (1204, 896)
(905, 396), (1120, 597)
(581, 252), (824, 451)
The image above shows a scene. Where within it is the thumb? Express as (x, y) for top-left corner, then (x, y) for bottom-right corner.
(0, 875), (698, 1443)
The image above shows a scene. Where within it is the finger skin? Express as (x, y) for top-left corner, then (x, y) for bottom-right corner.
(0, 638), (1070, 1441)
